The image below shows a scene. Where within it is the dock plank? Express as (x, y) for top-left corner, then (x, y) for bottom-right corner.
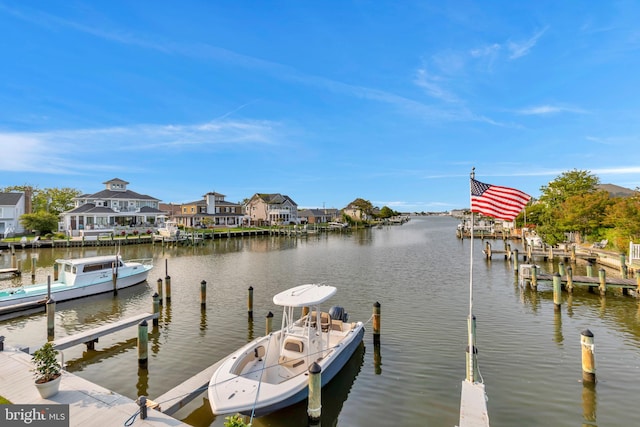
(52, 312), (159, 351)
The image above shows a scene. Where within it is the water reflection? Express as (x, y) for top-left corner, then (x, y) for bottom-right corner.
(582, 381), (597, 424)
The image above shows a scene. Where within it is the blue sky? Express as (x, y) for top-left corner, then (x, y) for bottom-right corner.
(1, 1), (639, 212)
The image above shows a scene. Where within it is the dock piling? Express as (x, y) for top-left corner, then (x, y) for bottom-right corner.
(308, 362), (322, 423)
(46, 297), (56, 341)
(200, 280), (207, 309)
(598, 269), (606, 296)
(165, 276), (171, 303)
(581, 330), (596, 383)
(152, 293), (160, 327)
(566, 266), (574, 293)
(373, 301), (381, 344)
(531, 265), (538, 289)
(157, 278), (163, 305)
(138, 320), (148, 369)
(247, 286), (254, 320)
(266, 311), (273, 335)
(553, 273), (562, 311)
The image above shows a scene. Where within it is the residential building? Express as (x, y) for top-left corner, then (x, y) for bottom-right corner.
(174, 192), (243, 228)
(298, 208), (341, 224)
(0, 192), (26, 236)
(61, 178), (164, 234)
(343, 200), (370, 221)
(244, 193), (299, 225)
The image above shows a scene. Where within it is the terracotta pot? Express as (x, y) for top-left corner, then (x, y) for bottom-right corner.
(35, 374), (61, 399)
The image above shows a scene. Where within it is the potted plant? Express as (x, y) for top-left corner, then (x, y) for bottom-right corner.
(32, 342), (62, 398)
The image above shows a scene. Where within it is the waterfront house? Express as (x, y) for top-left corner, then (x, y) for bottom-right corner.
(343, 200), (370, 222)
(0, 192), (26, 237)
(298, 208), (341, 224)
(244, 193), (299, 225)
(60, 178), (164, 235)
(174, 192), (244, 228)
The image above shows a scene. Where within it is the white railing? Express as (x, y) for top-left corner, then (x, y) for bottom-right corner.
(630, 241), (640, 264)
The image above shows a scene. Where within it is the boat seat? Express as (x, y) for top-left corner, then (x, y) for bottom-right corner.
(330, 319), (343, 332)
(279, 338), (305, 368)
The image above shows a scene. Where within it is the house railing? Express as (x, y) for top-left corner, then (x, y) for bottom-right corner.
(630, 241), (640, 264)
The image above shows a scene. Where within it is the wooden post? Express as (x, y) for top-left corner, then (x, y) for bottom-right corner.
(513, 249), (519, 276)
(53, 262), (59, 281)
(31, 255), (37, 279)
(200, 280), (207, 309)
(373, 301), (381, 344)
(506, 243), (511, 261)
(531, 265), (538, 289)
(307, 362), (322, 423)
(152, 293), (159, 327)
(485, 241), (491, 260)
(265, 311), (273, 335)
(112, 261), (118, 296)
(636, 270), (640, 298)
(598, 269), (606, 296)
(548, 245), (554, 260)
(558, 262), (565, 278)
(581, 329), (596, 383)
(11, 247), (16, 268)
(586, 262), (594, 278)
(620, 253), (626, 276)
(157, 278), (163, 305)
(165, 275), (171, 303)
(138, 320), (148, 369)
(571, 245), (576, 263)
(566, 266), (574, 293)
(247, 286), (254, 320)
(553, 273), (562, 311)
(527, 244), (532, 262)
(46, 297), (55, 341)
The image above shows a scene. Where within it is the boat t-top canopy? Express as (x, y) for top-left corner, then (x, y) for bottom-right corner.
(273, 284), (336, 307)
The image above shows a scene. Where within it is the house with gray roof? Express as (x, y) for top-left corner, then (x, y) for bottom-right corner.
(244, 193), (299, 225)
(0, 192), (26, 236)
(61, 178), (164, 234)
(174, 191), (243, 228)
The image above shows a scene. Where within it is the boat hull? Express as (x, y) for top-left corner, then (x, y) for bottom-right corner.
(208, 323), (365, 417)
(0, 264), (152, 314)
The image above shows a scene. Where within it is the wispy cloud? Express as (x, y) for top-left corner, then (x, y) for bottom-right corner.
(516, 104), (588, 115)
(414, 68), (459, 103)
(508, 26), (549, 59)
(0, 119), (280, 174)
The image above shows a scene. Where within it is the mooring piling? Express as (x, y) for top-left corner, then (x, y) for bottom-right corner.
(581, 329), (596, 383)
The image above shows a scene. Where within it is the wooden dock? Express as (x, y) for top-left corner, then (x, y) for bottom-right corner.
(0, 348), (187, 427)
(51, 312), (159, 352)
(153, 357), (228, 415)
(0, 267), (21, 277)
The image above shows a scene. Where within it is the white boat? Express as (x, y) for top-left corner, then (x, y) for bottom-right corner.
(0, 255), (153, 314)
(328, 222), (349, 229)
(156, 220), (183, 240)
(208, 284), (365, 417)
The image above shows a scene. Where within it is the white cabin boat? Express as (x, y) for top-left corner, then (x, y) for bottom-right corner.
(208, 284), (365, 416)
(0, 255), (153, 314)
(156, 220), (183, 240)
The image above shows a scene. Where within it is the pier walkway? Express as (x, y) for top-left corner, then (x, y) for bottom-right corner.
(0, 348), (187, 427)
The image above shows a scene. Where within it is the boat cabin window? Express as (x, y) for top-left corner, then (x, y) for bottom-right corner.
(82, 261), (120, 273)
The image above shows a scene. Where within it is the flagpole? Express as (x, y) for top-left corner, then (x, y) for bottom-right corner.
(468, 168), (476, 383)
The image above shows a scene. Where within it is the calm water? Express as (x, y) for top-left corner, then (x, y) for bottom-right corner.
(1, 216), (639, 426)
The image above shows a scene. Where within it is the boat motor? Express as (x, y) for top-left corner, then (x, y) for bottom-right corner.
(329, 306), (349, 323)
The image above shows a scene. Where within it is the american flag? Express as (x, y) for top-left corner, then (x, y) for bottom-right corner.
(470, 178), (531, 221)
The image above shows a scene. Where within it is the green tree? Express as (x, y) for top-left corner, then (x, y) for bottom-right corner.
(536, 169), (600, 245)
(20, 212), (59, 235)
(557, 191), (612, 241)
(378, 206), (398, 219)
(604, 191), (640, 249)
(350, 198), (374, 217)
(1, 185), (80, 215)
